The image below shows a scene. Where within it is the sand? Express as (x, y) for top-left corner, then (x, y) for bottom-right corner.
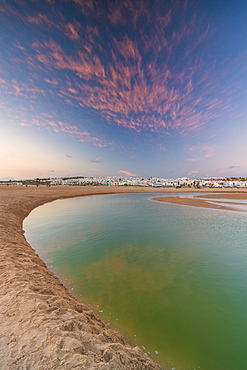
(153, 191), (247, 211)
(195, 193), (247, 200)
(1, 185), (246, 369)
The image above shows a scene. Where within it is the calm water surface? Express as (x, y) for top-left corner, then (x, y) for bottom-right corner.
(24, 193), (247, 370)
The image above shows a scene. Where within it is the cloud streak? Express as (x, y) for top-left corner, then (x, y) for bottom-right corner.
(187, 145), (215, 162)
(118, 170), (137, 176)
(31, 118), (111, 147)
(91, 157), (103, 163)
(187, 170), (199, 177)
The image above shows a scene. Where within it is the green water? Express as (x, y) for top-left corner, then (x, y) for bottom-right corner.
(24, 193), (247, 370)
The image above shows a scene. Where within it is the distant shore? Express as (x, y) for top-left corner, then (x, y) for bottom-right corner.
(1, 185), (247, 369)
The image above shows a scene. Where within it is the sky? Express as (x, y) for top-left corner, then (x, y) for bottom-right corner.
(1, 0), (247, 180)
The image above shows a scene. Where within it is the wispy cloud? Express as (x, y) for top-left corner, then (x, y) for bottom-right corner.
(27, 13), (52, 26)
(44, 78), (59, 86)
(187, 145), (215, 162)
(37, 119), (111, 147)
(1, 0), (243, 141)
(218, 166), (241, 174)
(65, 22), (81, 40)
(31, 35), (213, 134)
(118, 170), (136, 176)
(187, 170), (199, 177)
(91, 157), (103, 163)
(13, 108), (111, 148)
(157, 144), (167, 152)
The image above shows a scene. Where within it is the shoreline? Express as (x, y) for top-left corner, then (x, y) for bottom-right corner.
(1, 186), (246, 369)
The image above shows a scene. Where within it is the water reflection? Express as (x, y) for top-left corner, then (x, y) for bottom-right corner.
(24, 193), (247, 370)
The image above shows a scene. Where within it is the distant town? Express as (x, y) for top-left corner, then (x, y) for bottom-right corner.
(1, 176), (247, 188)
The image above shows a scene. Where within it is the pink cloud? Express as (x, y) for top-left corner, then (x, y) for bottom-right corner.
(187, 145), (215, 161)
(65, 23), (80, 39)
(217, 168), (228, 174)
(3, 80), (45, 99)
(91, 157), (103, 163)
(187, 171), (199, 177)
(24, 2), (236, 136)
(27, 13), (52, 26)
(217, 166), (241, 174)
(44, 78), (59, 86)
(157, 144), (167, 152)
(118, 170), (136, 176)
(1, 0), (245, 145)
(21, 113), (112, 148)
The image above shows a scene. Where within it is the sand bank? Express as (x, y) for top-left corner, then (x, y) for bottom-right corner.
(153, 192), (247, 211)
(195, 193), (247, 200)
(1, 185), (246, 369)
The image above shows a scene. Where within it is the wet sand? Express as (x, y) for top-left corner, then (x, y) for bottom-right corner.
(1, 185), (246, 369)
(195, 193), (247, 200)
(153, 191), (247, 211)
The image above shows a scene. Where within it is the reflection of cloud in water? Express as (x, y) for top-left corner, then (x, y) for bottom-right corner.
(74, 242), (200, 310)
(44, 229), (89, 253)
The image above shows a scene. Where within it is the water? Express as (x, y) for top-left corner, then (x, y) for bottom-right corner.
(24, 193), (247, 370)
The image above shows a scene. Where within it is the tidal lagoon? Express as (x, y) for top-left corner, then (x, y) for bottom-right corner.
(24, 193), (247, 370)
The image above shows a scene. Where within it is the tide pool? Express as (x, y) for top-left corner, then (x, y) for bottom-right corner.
(24, 193), (247, 370)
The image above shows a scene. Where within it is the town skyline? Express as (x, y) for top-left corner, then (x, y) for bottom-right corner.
(2, 174), (247, 189)
(1, 0), (247, 180)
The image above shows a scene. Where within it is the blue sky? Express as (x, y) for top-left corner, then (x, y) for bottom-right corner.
(1, 0), (247, 180)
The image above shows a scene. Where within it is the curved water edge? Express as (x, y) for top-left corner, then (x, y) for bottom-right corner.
(24, 192), (247, 370)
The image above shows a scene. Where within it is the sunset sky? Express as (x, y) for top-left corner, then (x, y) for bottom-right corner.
(1, 0), (247, 180)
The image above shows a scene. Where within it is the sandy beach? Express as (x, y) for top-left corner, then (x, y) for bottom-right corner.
(1, 185), (246, 369)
